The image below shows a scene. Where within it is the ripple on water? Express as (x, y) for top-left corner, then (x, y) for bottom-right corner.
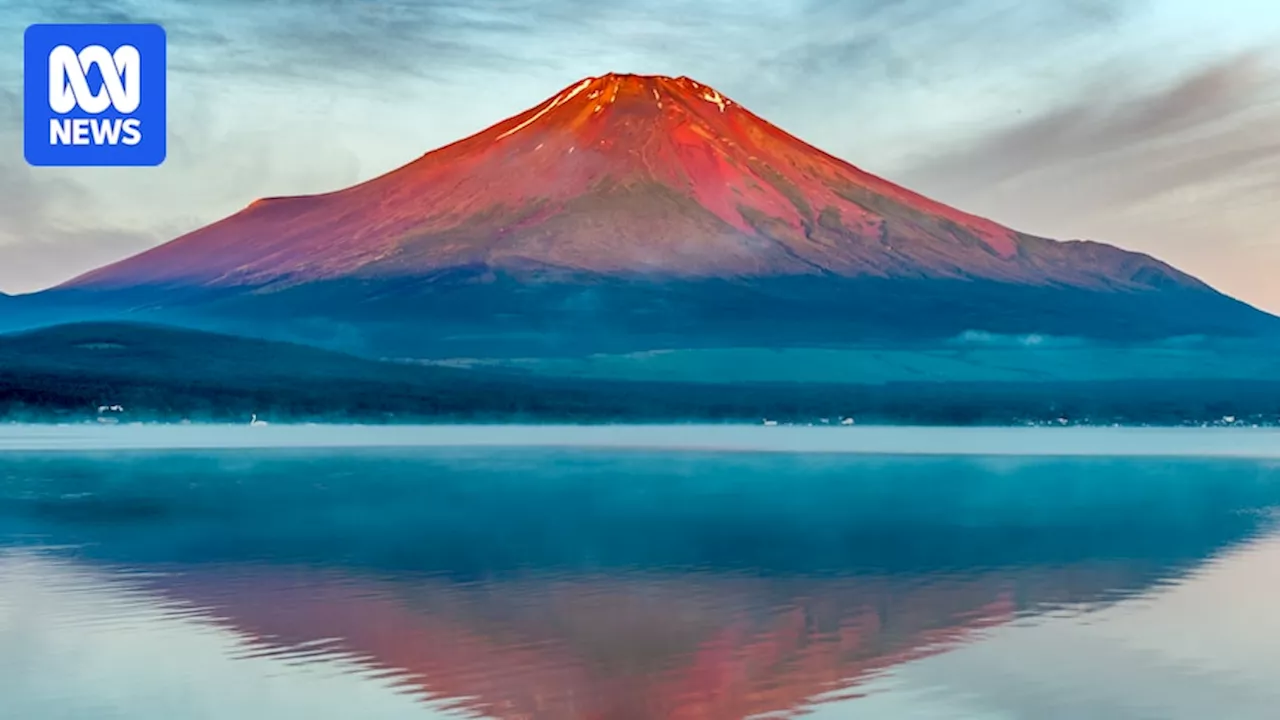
(1, 445), (1280, 718)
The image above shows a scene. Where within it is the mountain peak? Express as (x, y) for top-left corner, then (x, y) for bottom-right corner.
(49, 72), (1280, 346)
(484, 72), (739, 149)
(584, 73), (735, 103)
(66, 71), (1226, 310)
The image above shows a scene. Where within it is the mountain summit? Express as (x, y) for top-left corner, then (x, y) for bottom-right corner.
(56, 73), (1276, 351)
(69, 74), (1184, 289)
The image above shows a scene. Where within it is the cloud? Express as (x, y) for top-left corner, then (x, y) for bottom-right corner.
(0, 81), (365, 293)
(0, 163), (162, 292)
(897, 51), (1280, 310)
(768, 0), (1129, 75)
(904, 52), (1280, 205)
(4, 0), (1134, 87)
(0, 88), (162, 291)
(6, 0), (526, 81)
(6, 0), (715, 83)
(0, 0), (1138, 121)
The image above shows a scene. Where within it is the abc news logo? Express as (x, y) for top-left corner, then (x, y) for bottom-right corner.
(48, 44), (144, 147)
(24, 24), (166, 167)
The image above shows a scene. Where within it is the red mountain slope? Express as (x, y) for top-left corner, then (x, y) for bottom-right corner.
(66, 74), (1199, 292)
(151, 567), (1027, 720)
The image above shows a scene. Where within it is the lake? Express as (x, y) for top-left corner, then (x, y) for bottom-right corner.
(2, 425), (1280, 719)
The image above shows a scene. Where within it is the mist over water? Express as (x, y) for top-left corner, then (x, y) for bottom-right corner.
(2, 427), (1280, 718)
(4, 423), (1280, 457)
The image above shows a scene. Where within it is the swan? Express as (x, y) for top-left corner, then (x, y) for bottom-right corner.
(250, 413), (269, 427)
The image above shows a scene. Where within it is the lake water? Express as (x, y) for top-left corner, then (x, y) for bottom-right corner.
(3, 425), (1280, 719)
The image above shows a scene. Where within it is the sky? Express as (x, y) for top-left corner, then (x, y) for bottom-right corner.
(0, 0), (1277, 312)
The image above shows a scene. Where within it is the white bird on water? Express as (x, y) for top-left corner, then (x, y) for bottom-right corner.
(250, 414), (269, 427)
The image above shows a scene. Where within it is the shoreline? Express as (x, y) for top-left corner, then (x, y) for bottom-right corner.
(1, 423), (1278, 457)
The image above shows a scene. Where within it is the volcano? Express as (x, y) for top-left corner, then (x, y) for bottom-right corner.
(54, 73), (1277, 354)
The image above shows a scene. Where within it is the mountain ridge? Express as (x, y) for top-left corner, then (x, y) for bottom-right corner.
(5, 321), (1280, 425)
(67, 73), (1201, 292)
(37, 72), (1277, 351)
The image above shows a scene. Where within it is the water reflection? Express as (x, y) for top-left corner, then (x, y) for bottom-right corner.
(2, 448), (1280, 718)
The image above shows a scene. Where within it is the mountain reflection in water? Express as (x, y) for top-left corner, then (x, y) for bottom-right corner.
(2, 446), (1279, 719)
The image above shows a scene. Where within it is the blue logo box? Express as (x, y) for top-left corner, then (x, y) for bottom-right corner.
(24, 23), (167, 167)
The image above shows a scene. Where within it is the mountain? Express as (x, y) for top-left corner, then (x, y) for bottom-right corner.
(0, 321), (420, 380)
(143, 569), (1014, 720)
(0, 321), (669, 422)
(51, 73), (1278, 354)
(5, 322), (1279, 425)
